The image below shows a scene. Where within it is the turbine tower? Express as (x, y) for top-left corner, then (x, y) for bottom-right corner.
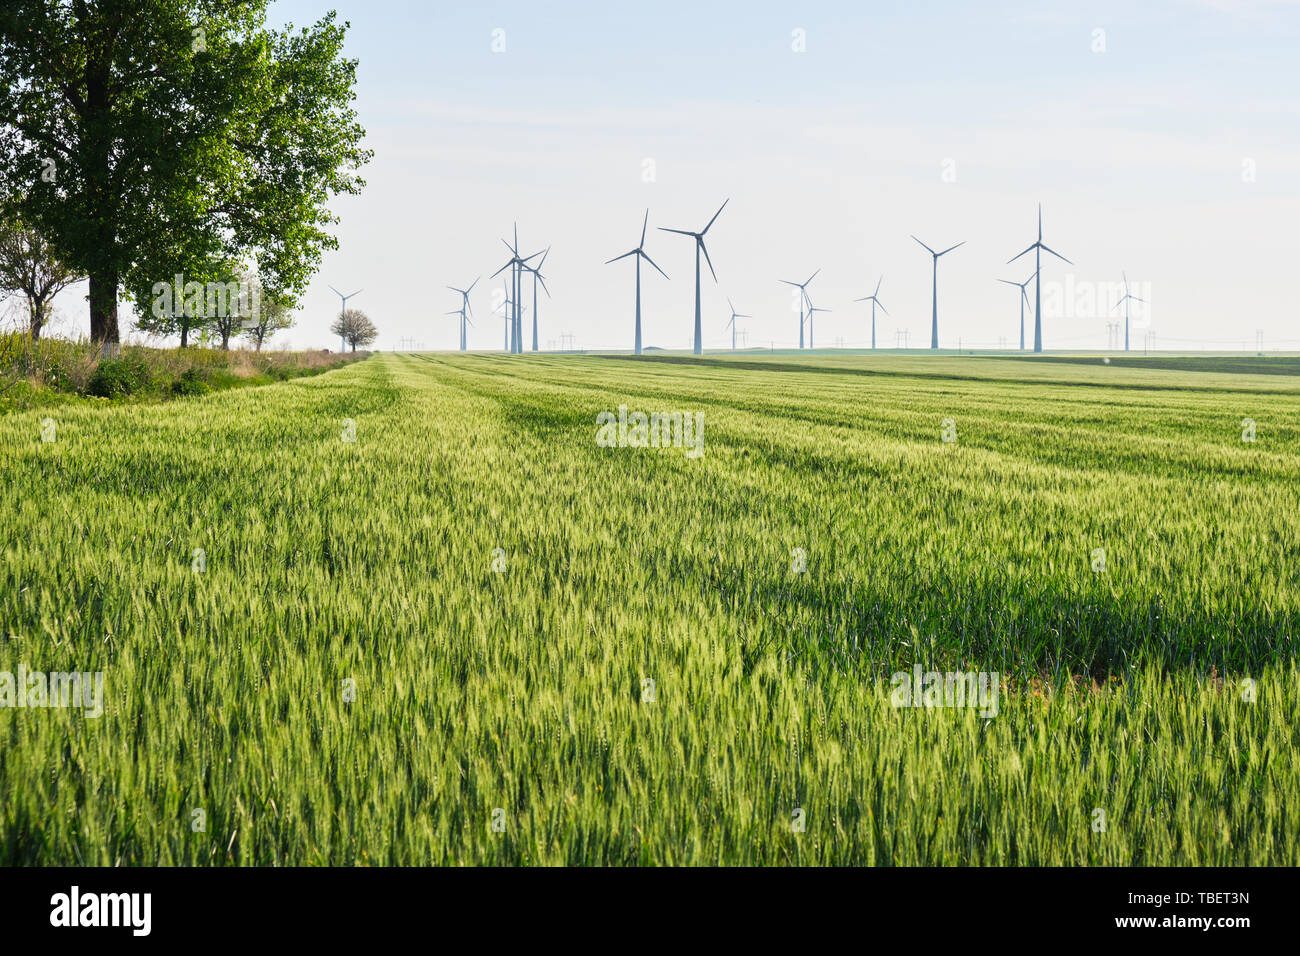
(606, 210), (669, 355)
(1112, 271), (1146, 352)
(1008, 204), (1071, 353)
(447, 277), (479, 352)
(660, 199), (728, 355)
(724, 298), (750, 351)
(853, 276), (888, 349)
(779, 269), (819, 349)
(328, 285), (362, 353)
(446, 307), (472, 350)
(997, 274), (1033, 351)
(911, 237), (964, 350)
(521, 248), (551, 352)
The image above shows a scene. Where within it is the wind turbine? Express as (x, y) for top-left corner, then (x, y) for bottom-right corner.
(447, 277), (479, 352)
(496, 290), (510, 351)
(492, 225), (542, 353)
(723, 298), (750, 351)
(778, 269), (819, 349)
(804, 295), (831, 350)
(606, 210), (669, 355)
(521, 248), (551, 352)
(1008, 204), (1071, 353)
(911, 237), (964, 350)
(997, 274), (1033, 351)
(660, 199), (728, 355)
(853, 276), (888, 349)
(446, 307), (472, 350)
(328, 285), (362, 352)
(1112, 271), (1146, 352)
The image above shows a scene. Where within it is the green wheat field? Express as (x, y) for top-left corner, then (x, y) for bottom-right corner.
(2, 351), (1298, 865)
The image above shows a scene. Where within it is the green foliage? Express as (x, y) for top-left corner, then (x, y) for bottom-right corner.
(0, 353), (1296, 864)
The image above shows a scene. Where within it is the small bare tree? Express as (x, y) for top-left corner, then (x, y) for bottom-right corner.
(330, 308), (377, 351)
(243, 292), (293, 351)
(0, 217), (83, 340)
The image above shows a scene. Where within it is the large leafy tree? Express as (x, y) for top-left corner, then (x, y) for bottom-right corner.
(0, 1), (370, 343)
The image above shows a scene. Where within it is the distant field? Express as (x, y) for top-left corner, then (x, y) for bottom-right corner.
(2, 352), (1297, 864)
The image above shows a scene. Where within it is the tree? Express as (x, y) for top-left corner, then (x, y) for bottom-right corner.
(0, 2), (371, 344)
(242, 288), (292, 351)
(0, 216), (82, 339)
(330, 307), (376, 351)
(205, 266), (256, 350)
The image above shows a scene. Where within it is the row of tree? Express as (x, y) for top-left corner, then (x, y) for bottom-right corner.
(0, 1), (372, 347)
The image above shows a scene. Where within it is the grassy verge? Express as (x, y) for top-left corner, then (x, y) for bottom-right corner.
(0, 332), (368, 412)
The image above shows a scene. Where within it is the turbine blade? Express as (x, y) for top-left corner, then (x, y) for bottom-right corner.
(938, 241), (965, 256)
(875, 275), (883, 295)
(491, 261), (513, 278)
(911, 236), (936, 256)
(640, 209), (649, 247)
(878, 302), (889, 315)
(700, 238), (717, 282)
(702, 198), (729, 234)
(659, 227), (696, 237)
(606, 250), (638, 264)
(639, 250), (669, 280)
(804, 268), (821, 286)
(467, 277), (480, 294)
(1007, 244), (1035, 264)
(1040, 243), (1071, 264)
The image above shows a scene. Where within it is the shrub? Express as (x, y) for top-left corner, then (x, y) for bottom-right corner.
(171, 367), (210, 396)
(86, 356), (151, 398)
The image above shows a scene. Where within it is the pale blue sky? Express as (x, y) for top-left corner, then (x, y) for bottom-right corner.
(41, 0), (1300, 350)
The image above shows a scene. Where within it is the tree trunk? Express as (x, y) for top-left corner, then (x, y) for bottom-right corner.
(29, 298), (46, 340)
(349, 341), (355, 352)
(180, 321), (189, 349)
(88, 269), (119, 344)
